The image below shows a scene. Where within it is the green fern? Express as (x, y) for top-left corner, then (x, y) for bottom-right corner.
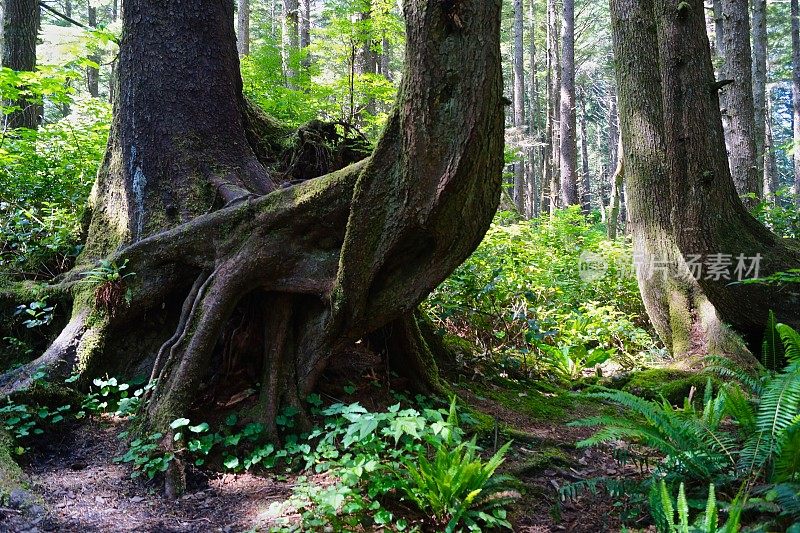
(762, 311), (784, 371)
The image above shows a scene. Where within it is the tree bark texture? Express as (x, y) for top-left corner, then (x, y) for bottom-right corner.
(2, 0), (38, 129)
(513, 0), (526, 214)
(653, 0), (800, 342)
(720, 0), (760, 205)
(793, 0), (800, 207)
(237, 0), (250, 57)
(559, 0), (578, 206)
(751, 0), (767, 183)
(1, 0), (505, 496)
(610, 0), (751, 360)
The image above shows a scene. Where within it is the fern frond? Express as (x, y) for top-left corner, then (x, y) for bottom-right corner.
(774, 423), (800, 483)
(777, 323), (800, 365)
(704, 356), (764, 396)
(749, 368), (800, 471)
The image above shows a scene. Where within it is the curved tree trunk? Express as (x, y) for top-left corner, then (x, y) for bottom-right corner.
(3, 0), (504, 495)
(610, 0), (748, 361)
(611, 0), (800, 352)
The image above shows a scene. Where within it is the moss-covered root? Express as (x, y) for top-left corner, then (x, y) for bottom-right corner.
(0, 310), (90, 398)
(614, 368), (720, 405)
(382, 313), (445, 396)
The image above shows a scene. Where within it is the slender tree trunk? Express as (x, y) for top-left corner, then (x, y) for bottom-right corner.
(713, 0), (725, 59)
(559, 0), (578, 206)
(720, 0), (760, 205)
(237, 0), (250, 58)
(282, 0), (299, 83)
(579, 92), (591, 213)
(548, 0), (561, 215)
(0, 0), (4, 68)
(2, 0), (38, 128)
(300, 0), (310, 50)
(764, 85), (779, 201)
(751, 0), (767, 184)
(607, 138), (622, 241)
(793, 0), (800, 207)
(528, 0), (541, 218)
(513, 0), (526, 214)
(380, 32), (390, 80)
(87, 3), (100, 98)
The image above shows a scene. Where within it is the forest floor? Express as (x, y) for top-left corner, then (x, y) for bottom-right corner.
(0, 379), (643, 533)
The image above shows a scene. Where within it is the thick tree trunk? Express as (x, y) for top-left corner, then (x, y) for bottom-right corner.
(2, 0), (38, 129)
(751, 0), (767, 183)
(720, 0), (760, 205)
(559, 0), (578, 207)
(610, 0), (750, 360)
(793, 0), (800, 207)
(653, 0), (800, 343)
(513, 0), (526, 214)
(237, 0), (250, 58)
(5, 0), (504, 497)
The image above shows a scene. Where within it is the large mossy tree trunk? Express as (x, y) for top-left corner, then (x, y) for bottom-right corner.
(610, 0), (800, 360)
(1, 0), (504, 494)
(610, 0), (748, 361)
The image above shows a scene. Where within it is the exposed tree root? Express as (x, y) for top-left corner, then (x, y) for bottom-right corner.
(0, 0), (504, 497)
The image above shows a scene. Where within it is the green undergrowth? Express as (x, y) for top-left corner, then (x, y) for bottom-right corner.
(425, 207), (661, 384)
(0, 374), (520, 532)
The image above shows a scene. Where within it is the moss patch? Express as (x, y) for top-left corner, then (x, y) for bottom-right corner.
(512, 446), (571, 476)
(616, 368), (718, 405)
(0, 431), (26, 503)
(472, 383), (577, 422)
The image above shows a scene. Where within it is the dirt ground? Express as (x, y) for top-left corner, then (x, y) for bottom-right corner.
(0, 384), (641, 533)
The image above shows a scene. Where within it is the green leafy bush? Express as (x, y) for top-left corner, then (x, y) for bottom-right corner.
(425, 207), (656, 380)
(0, 67), (110, 279)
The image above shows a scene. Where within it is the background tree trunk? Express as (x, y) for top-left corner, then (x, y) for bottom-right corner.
(751, 0), (767, 183)
(300, 0), (311, 50)
(282, 0), (299, 82)
(579, 93), (591, 213)
(87, 2), (100, 98)
(764, 85), (779, 201)
(2, 0), (38, 129)
(559, 0), (578, 206)
(547, 0), (561, 215)
(793, 0), (800, 207)
(528, 0), (541, 218)
(237, 0), (250, 58)
(513, 0), (526, 214)
(720, 0), (760, 205)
